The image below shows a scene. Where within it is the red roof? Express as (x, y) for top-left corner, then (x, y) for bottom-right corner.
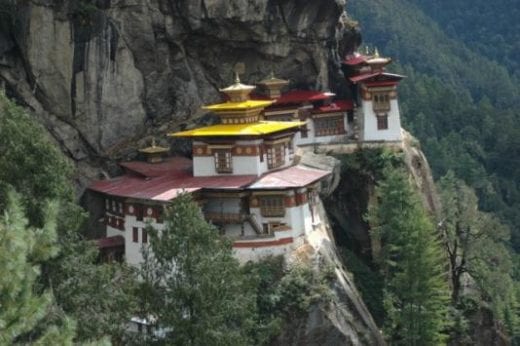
(253, 90), (334, 105)
(248, 165), (330, 189)
(90, 158), (257, 201)
(97, 235), (125, 249)
(121, 157), (192, 178)
(349, 72), (404, 84)
(343, 54), (369, 66)
(90, 173), (257, 201)
(277, 90), (334, 104)
(313, 100), (353, 113)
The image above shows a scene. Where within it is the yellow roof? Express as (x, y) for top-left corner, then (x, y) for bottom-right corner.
(170, 121), (305, 137)
(202, 100), (274, 111)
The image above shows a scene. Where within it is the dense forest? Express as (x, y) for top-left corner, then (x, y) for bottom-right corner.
(349, 0), (520, 343)
(350, 0), (520, 250)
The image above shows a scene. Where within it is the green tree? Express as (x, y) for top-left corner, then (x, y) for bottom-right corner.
(0, 191), (76, 344)
(438, 172), (519, 340)
(139, 193), (256, 345)
(367, 168), (450, 345)
(0, 92), (137, 342)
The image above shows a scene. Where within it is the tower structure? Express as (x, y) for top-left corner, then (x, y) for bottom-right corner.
(343, 49), (404, 142)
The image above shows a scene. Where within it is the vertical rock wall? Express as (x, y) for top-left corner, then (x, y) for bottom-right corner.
(0, 0), (360, 184)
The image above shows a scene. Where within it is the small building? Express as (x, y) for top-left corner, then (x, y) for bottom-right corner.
(343, 49), (405, 143)
(255, 74), (356, 146)
(89, 74), (331, 264)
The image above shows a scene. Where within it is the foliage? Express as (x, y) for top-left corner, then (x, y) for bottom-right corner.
(49, 238), (137, 343)
(0, 93), (75, 227)
(139, 193), (257, 346)
(242, 256), (335, 344)
(438, 172), (519, 341)
(349, 0), (520, 253)
(341, 248), (385, 326)
(0, 191), (77, 344)
(367, 167), (450, 345)
(0, 93), (136, 343)
(411, 0), (520, 77)
(274, 261), (335, 318)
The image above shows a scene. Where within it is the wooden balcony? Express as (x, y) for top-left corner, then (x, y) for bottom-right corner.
(205, 212), (244, 224)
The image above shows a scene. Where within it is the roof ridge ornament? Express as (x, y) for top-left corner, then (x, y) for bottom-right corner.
(233, 62), (245, 84)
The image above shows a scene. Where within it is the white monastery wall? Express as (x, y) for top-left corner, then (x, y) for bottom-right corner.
(362, 99), (402, 142)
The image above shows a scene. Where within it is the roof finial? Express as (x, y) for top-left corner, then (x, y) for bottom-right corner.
(233, 62), (245, 84)
(374, 47), (380, 58)
(151, 137), (156, 147)
(364, 45), (370, 55)
(270, 70), (275, 79)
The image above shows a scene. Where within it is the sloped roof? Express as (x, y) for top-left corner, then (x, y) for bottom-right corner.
(248, 165), (330, 189)
(170, 121), (304, 138)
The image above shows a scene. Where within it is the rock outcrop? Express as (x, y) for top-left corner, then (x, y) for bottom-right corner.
(0, 0), (360, 188)
(280, 198), (385, 346)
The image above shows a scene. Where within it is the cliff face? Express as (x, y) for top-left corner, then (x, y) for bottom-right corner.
(0, 0), (360, 185)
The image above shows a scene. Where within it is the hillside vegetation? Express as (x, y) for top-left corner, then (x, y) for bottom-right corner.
(350, 0), (520, 251)
(349, 0), (520, 343)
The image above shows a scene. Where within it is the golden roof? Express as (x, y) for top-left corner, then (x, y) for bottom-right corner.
(170, 121), (305, 138)
(202, 99), (274, 111)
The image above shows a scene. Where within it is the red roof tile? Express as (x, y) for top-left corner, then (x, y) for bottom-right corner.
(276, 90), (334, 104)
(252, 90), (334, 105)
(343, 54), (369, 66)
(90, 173), (257, 201)
(120, 157), (192, 178)
(313, 100), (353, 113)
(349, 72), (404, 84)
(248, 165), (330, 189)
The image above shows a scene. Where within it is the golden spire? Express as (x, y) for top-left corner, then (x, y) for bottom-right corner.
(139, 137), (169, 163)
(219, 63), (256, 102)
(258, 71), (289, 99)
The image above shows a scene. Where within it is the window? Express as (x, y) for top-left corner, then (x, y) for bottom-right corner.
(135, 205), (143, 221)
(300, 124), (309, 138)
(266, 144), (285, 169)
(372, 92), (391, 112)
(347, 111), (354, 123)
(314, 116), (345, 137)
(288, 139), (294, 156)
(132, 227), (139, 243)
(157, 208), (163, 224)
(214, 149), (232, 173)
(259, 196), (285, 217)
(142, 229), (148, 243)
(377, 114), (389, 130)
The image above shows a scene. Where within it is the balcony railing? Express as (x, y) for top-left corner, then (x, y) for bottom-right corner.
(205, 212), (244, 224)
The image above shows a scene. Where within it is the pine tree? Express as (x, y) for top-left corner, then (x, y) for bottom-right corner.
(0, 191), (76, 344)
(438, 171), (519, 341)
(139, 193), (256, 345)
(367, 168), (450, 345)
(0, 92), (136, 342)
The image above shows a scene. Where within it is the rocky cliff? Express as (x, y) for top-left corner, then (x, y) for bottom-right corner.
(0, 0), (360, 187)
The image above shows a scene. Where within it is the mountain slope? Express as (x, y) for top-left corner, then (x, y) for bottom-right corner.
(349, 0), (520, 251)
